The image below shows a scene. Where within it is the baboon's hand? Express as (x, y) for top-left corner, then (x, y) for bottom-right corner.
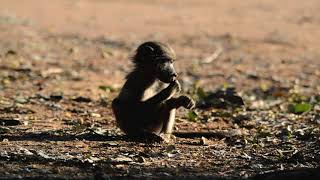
(169, 80), (181, 94)
(178, 95), (195, 109)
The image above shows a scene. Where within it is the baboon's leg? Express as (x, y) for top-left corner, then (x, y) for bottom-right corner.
(139, 97), (178, 135)
(161, 96), (195, 134)
(160, 97), (183, 134)
(162, 109), (176, 134)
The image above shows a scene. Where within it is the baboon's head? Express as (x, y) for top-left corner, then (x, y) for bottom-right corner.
(133, 41), (177, 83)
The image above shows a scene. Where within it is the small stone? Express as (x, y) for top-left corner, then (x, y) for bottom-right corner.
(112, 156), (133, 163)
(19, 147), (33, 156)
(90, 113), (101, 118)
(167, 153), (176, 158)
(15, 97), (28, 104)
(200, 137), (209, 146)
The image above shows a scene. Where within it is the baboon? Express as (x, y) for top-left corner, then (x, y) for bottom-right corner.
(112, 41), (195, 139)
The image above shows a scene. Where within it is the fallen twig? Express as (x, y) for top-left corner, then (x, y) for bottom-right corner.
(201, 46), (223, 64)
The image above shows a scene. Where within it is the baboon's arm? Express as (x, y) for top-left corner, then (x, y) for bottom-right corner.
(143, 81), (179, 106)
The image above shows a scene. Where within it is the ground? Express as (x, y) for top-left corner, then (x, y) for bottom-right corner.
(0, 0), (319, 179)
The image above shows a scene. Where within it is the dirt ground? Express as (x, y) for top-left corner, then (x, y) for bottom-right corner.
(0, 0), (319, 179)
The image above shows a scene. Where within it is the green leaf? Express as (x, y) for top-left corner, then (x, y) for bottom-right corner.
(187, 111), (198, 122)
(99, 85), (115, 92)
(288, 103), (312, 114)
(197, 87), (207, 100)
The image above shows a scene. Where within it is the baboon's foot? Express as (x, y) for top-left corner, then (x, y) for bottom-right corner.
(160, 133), (176, 143)
(126, 132), (164, 143)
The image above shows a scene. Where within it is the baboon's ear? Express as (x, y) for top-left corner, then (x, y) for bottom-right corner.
(139, 45), (155, 57)
(145, 45), (154, 52)
(133, 43), (157, 64)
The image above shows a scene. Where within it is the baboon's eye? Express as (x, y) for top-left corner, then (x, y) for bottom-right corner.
(163, 59), (170, 63)
(163, 58), (173, 64)
(156, 57), (169, 63)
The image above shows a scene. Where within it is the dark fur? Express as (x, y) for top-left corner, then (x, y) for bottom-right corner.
(112, 41), (194, 137)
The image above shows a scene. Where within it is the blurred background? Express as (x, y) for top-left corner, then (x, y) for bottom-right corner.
(0, 0), (319, 92)
(1, 0), (320, 45)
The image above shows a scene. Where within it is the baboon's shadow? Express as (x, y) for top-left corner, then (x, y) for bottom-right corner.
(0, 130), (171, 143)
(0, 130), (124, 142)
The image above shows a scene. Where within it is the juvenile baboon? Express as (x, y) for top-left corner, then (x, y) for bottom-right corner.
(112, 41), (195, 139)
